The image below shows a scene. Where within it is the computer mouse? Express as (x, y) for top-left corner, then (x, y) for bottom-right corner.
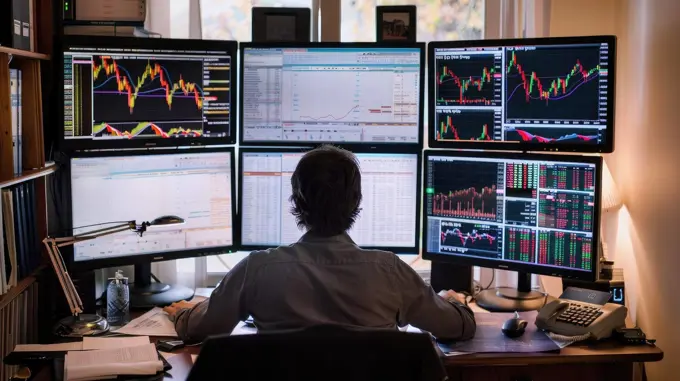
(502, 312), (528, 338)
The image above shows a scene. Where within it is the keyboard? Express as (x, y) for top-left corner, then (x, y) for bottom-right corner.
(556, 302), (603, 327)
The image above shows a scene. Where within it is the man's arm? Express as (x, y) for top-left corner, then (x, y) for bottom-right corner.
(173, 256), (250, 343)
(394, 257), (476, 341)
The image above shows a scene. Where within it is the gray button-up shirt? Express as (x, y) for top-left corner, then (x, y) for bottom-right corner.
(174, 233), (476, 343)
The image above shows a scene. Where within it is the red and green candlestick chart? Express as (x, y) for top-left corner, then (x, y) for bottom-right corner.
(438, 114), (491, 141)
(93, 57), (204, 113)
(506, 51), (604, 104)
(437, 65), (497, 105)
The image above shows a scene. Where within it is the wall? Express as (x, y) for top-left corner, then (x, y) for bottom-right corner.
(552, 0), (680, 379)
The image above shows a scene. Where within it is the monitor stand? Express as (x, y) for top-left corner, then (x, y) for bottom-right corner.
(129, 263), (195, 308)
(475, 272), (554, 312)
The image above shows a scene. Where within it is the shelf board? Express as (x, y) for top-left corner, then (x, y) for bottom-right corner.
(0, 266), (45, 310)
(0, 164), (57, 189)
(0, 46), (50, 60)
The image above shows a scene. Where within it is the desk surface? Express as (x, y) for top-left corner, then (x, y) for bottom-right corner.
(151, 293), (664, 379)
(159, 338), (663, 380)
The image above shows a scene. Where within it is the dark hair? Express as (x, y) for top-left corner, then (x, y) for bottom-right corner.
(290, 145), (362, 236)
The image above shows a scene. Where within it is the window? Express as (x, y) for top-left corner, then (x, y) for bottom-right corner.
(201, 0), (316, 41)
(341, 0), (485, 42)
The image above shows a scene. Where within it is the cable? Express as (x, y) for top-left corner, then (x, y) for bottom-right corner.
(483, 269), (495, 290)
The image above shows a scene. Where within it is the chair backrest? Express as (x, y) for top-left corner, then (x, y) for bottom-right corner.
(188, 325), (447, 381)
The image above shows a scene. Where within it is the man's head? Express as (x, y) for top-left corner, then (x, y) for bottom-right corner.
(290, 145), (362, 237)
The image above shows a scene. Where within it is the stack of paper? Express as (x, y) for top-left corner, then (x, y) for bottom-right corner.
(115, 308), (178, 337)
(65, 343), (163, 381)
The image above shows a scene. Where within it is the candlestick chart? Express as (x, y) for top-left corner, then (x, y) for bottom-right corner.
(505, 47), (604, 122)
(505, 126), (601, 144)
(92, 56), (205, 124)
(434, 54), (502, 106)
(440, 221), (501, 257)
(430, 159), (503, 222)
(435, 110), (500, 142)
(93, 122), (204, 139)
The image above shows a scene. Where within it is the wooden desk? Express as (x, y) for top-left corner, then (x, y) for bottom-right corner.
(157, 335), (663, 381)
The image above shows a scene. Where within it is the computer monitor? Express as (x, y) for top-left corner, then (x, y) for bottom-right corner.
(60, 35), (238, 150)
(239, 147), (421, 253)
(422, 150), (602, 312)
(68, 148), (237, 307)
(428, 35), (616, 153)
(239, 43), (425, 147)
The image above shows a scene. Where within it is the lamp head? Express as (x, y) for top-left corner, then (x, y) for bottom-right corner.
(135, 216), (185, 236)
(149, 215), (185, 226)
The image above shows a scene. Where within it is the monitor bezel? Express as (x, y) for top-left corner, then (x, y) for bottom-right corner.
(57, 35), (239, 152)
(238, 145), (422, 254)
(427, 35), (617, 153)
(238, 42), (426, 148)
(421, 149), (602, 282)
(64, 146), (239, 272)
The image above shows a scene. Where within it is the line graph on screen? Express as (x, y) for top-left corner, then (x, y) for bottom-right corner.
(92, 56), (206, 123)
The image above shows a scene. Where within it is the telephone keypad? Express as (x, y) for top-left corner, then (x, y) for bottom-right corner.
(556, 303), (603, 327)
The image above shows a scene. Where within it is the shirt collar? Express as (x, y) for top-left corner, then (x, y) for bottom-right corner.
(298, 231), (356, 244)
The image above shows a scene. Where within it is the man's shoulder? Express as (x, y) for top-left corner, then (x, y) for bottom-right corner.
(246, 242), (400, 266)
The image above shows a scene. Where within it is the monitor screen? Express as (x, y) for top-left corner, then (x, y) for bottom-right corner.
(240, 44), (424, 146)
(240, 149), (420, 252)
(429, 36), (616, 152)
(61, 36), (237, 149)
(70, 150), (235, 268)
(422, 151), (601, 279)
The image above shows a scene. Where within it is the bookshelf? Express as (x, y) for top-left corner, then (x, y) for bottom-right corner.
(0, 0), (55, 378)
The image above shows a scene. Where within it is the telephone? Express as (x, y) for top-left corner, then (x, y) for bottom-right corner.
(535, 287), (627, 341)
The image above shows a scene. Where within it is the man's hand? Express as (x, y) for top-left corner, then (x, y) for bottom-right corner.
(438, 289), (466, 304)
(163, 300), (198, 319)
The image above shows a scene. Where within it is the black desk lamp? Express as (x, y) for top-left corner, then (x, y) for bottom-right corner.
(43, 216), (185, 337)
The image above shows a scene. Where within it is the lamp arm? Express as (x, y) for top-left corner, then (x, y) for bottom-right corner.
(43, 239), (83, 316)
(41, 221), (135, 317)
(55, 225), (135, 248)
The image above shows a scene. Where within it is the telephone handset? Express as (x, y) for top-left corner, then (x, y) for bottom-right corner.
(535, 287), (627, 341)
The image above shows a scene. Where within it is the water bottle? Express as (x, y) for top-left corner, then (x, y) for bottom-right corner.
(107, 270), (130, 325)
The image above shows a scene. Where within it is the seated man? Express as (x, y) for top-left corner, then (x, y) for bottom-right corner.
(164, 145), (476, 343)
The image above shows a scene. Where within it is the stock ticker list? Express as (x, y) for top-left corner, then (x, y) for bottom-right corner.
(426, 156), (596, 272)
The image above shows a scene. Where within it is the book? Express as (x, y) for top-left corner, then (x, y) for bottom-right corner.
(0, 0), (24, 49)
(18, 0), (30, 51)
(17, 68), (22, 172)
(64, 343), (163, 381)
(65, 0), (146, 22)
(10, 69), (21, 175)
(12, 186), (26, 279)
(0, 193), (6, 295)
(1, 190), (18, 288)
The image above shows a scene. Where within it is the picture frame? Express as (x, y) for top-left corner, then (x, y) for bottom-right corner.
(252, 7), (311, 42)
(376, 5), (417, 43)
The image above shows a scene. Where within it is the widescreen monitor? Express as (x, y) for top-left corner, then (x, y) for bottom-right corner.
(422, 150), (602, 294)
(68, 148), (237, 271)
(239, 148), (421, 253)
(428, 35), (616, 152)
(239, 42), (425, 147)
(61, 36), (238, 150)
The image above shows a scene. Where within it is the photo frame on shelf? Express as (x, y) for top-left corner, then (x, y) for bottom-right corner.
(252, 7), (311, 42)
(376, 5), (417, 43)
